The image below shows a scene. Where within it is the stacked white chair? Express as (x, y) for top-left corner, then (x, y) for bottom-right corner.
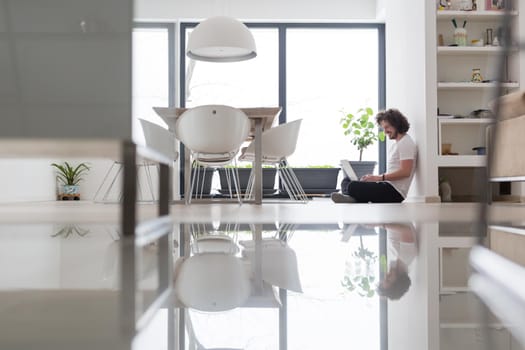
(175, 105), (251, 204)
(239, 119), (307, 202)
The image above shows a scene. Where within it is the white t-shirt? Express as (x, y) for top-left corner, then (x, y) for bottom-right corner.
(386, 134), (417, 198)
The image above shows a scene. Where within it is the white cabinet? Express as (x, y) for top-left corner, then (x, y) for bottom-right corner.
(435, 8), (520, 201)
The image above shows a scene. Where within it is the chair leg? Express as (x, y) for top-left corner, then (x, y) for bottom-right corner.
(279, 159), (308, 203)
(279, 165), (297, 200)
(187, 162), (198, 204)
(104, 163), (123, 202)
(93, 161), (118, 202)
(224, 167), (233, 199)
(143, 162), (156, 201)
(199, 167), (206, 199)
(230, 165), (242, 205)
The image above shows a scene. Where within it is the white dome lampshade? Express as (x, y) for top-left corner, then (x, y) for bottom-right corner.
(187, 16), (257, 62)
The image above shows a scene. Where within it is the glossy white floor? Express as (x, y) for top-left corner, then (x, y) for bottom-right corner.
(1, 199), (524, 350)
(0, 198), (523, 224)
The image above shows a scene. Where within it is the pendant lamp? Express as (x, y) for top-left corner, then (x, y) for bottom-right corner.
(186, 16), (257, 62)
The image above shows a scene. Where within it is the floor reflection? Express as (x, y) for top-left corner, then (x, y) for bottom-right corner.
(176, 222), (394, 350)
(0, 220), (523, 350)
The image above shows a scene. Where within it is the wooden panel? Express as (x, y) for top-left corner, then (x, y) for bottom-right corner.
(489, 227), (525, 267)
(491, 115), (525, 178)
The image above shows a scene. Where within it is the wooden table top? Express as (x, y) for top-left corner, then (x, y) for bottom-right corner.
(153, 106), (282, 139)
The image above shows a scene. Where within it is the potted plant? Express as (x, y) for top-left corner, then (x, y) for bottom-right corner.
(217, 164), (277, 195)
(279, 165), (340, 195)
(51, 161), (90, 200)
(340, 107), (385, 178)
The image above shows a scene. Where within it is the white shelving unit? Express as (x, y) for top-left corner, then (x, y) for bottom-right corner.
(436, 10), (518, 20)
(435, 7), (521, 202)
(437, 82), (519, 89)
(437, 46), (517, 54)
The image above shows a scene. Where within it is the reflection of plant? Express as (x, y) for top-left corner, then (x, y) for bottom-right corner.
(341, 234), (378, 298)
(51, 225), (90, 238)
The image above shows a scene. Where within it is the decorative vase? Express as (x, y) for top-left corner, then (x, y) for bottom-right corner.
(440, 181), (452, 202)
(60, 185), (80, 200)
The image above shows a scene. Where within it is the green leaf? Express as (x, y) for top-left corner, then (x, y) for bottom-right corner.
(51, 162), (90, 185)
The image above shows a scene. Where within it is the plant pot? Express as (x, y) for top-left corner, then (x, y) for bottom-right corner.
(218, 168), (277, 194)
(349, 161), (377, 180)
(189, 167), (214, 196)
(59, 185), (80, 200)
(280, 167), (340, 194)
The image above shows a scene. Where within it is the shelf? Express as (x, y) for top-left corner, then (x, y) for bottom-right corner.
(438, 118), (494, 125)
(437, 46), (516, 55)
(440, 323), (505, 329)
(437, 155), (486, 167)
(437, 82), (520, 89)
(436, 10), (518, 20)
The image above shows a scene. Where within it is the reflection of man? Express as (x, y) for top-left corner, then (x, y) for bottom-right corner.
(376, 223), (417, 300)
(331, 109), (417, 203)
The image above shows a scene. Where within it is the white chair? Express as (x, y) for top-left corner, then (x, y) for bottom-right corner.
(175, 105), (251, 204)
(93, 119), (178, 202)
(239, 119), (308, 202)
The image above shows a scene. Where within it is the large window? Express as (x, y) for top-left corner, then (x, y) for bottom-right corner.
(286, 28), (379, 167)
(132, 25), (173, 143)
(180, 23), (385, 170)
(183, 27), (279, 108)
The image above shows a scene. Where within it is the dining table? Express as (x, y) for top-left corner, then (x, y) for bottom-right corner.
(154, 106), (282, 204)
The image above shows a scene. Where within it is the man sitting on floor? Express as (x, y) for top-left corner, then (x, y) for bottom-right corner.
(331, 108), (417, 203)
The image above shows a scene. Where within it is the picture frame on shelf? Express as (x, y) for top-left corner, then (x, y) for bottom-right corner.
(485, 0), (505, 10)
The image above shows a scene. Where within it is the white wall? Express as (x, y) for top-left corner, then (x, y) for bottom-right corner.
(134, 0), (377, 21)
(384, 0), (439, 202)
(0, 159), (115, 202)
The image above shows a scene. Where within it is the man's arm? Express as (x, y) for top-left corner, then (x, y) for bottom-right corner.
(361, 159), (414, 182)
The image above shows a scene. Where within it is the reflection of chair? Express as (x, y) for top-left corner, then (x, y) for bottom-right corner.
(175, 253), (251, 312)
(175, 105), (251, 204)
(184, 309), (244, 350)
(240, 224), (303, 293)
(239, 119), (307, 202)
(175, 227), (250, 311)
(93, 119), (178, 202)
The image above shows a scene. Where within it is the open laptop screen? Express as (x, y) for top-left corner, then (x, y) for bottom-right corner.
(340, 159), (359, 181)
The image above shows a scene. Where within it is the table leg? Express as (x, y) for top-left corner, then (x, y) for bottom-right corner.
(184, 147), (191, 204)
(254, 119), (263, 204)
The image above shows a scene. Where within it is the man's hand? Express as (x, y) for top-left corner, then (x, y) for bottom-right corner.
(361, 174), (382, 182)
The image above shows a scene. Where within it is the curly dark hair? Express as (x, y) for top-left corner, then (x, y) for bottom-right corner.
(376, 269), (411, 300)
(375, 109), (410, 134)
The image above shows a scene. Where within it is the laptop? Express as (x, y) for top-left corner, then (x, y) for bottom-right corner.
(340, 159), (360, 181)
